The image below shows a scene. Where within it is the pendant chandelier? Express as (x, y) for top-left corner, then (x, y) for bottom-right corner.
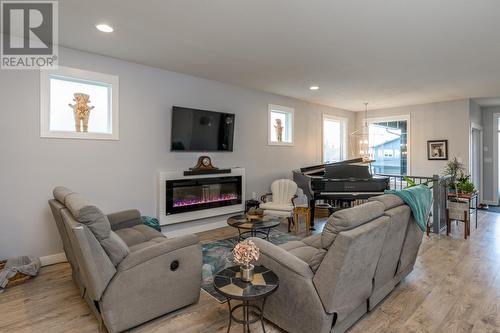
(350, 102), (371, 160)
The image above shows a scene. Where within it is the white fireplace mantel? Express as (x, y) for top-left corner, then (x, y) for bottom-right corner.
(157, 167), (245, 227)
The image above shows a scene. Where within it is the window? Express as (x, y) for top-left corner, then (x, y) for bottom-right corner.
(368, 118), (409, 175)
(268, 104), (294, 145)
(322, 114), (347, 163)
(40, 66), (119, 140)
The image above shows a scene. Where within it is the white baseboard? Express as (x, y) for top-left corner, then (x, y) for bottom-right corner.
(482, 200), (498, 206)
(162, 219), (229, 238)
(40, 252), (67, 266)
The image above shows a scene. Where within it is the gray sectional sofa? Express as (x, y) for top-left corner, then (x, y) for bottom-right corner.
(251, 193), (423, 333)
(48, 187), (202, 333)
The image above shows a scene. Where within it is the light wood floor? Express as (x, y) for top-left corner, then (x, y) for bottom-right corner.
(1, 212), (500, 333)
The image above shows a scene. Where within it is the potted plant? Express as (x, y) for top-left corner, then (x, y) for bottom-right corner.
(443, 157), (466, 192)
(456, 174), (475, 195)
(233, 240), (260, 282)
(403, 176), (433, 189)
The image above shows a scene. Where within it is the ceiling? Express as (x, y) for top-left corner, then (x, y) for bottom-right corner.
(58, 0), (500, 111)
(473, 97), (500, 107)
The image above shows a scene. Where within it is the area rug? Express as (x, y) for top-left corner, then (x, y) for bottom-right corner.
(482, 205), (500, 213)
(201, 230), (301, 302)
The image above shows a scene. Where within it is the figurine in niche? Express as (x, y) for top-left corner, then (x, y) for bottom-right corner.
(68, 93), (95, 132)
(274, 118), (284, 142)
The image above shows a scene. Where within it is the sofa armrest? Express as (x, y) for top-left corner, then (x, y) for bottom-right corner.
(107, 209), (142, 231)
(118, 234), (199, 271)
(250, 237), (313, 278)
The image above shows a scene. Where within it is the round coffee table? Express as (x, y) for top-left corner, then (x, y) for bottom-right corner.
(213, 265), (279, 333)
(227, 214), (281, 241)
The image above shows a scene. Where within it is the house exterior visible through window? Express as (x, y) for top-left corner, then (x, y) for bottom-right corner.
(368, 119), (408, 175)
(323, 115), (347, 163)
(268, 104), (294, 145)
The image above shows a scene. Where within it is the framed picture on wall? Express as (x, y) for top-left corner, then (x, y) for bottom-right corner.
(427, 140), (448, 160)
(40, 66), (119, 140)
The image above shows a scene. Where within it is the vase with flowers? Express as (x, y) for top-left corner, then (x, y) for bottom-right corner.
(233, 239), (260, 282)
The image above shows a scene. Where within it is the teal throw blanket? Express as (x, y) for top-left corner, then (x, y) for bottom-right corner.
(141, 216), (161, 232)
(385, 185), (432, 232)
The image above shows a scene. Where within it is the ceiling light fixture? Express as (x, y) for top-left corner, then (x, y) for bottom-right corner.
(309, 85), (319, 90)
(96, 24), (114, 33)
(350, 102), (370, 160)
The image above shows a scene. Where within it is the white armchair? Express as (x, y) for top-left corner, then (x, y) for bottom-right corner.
(260, 179), (298, 231)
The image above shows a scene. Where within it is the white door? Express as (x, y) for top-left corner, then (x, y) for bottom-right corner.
(470, 127), (482, 202)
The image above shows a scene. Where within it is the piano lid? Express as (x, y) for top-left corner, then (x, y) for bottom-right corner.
(298, 158), (376, 178)
(325, 160), (372, 180)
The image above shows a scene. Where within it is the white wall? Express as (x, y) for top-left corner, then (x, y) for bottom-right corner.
(355, 99), (471, 176)
(469, 99), (482, 126)
(482, 106), (499, 204)
(0, 47), (355, 258)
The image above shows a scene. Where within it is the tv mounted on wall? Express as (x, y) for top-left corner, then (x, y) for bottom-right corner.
(170, 106), (235, 152)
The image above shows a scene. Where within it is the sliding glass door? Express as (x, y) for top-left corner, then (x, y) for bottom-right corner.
(368, 119), (408, 175)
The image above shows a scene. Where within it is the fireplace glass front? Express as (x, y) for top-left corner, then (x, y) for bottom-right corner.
(166, 176), (242, 215)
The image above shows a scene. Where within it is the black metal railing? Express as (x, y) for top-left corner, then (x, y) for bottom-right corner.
(375, 173), (451, 234)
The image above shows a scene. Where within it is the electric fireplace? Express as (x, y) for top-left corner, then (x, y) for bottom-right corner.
(166, 176), (242, 215)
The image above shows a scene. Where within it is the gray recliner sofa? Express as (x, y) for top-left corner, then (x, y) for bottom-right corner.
(368, 194), (424, 310)
(250, 194), (423, 333)
(49, 187), (202, 333)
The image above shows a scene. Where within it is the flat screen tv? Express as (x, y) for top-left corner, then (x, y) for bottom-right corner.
(171, 106), (235, 152)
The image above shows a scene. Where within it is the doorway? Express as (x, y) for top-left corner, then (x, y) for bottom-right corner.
(470, 123), (483, 202)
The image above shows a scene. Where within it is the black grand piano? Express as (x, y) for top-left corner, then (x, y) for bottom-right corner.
(293, 158), (390, 227)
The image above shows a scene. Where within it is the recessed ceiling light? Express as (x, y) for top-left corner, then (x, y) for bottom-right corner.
(96, 24), (114, 33)
(309, 85), (319, 90)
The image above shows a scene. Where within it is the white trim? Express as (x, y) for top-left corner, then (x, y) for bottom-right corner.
(493, 113), (500, 205)
(40, 66), (119, 140)
(366, 114), (411, 175)
(470, 122), (483, 131)
(469, 122), (484, 203)
(40, 252), (67, 266)
(322, 113), (348, 163)
(366, 115), (410, 122)
(162, 219), (228, 238)
(268, 104), (294, 146)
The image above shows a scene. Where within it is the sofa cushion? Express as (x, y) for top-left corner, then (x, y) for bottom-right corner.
(321, 201), (385, 249)
(288, 245), (319, 263)
(260, 202), (294, 211)
(368, 194), (405, 210)
(308, 249), (328, 272)
(53, 186), (73, 205)
(279, 241), (307, 251)
(115, 224), (166, 247)
(101, 231), (130, 266)
(280, 240), (327, 272)
(65, 193), (111, 241)
(262, 210), (292, 218)
(129, 237), (166, 252)
(302, 234), (322, 249)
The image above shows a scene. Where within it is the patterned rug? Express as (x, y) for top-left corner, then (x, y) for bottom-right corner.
(201, 230), (301, 302)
